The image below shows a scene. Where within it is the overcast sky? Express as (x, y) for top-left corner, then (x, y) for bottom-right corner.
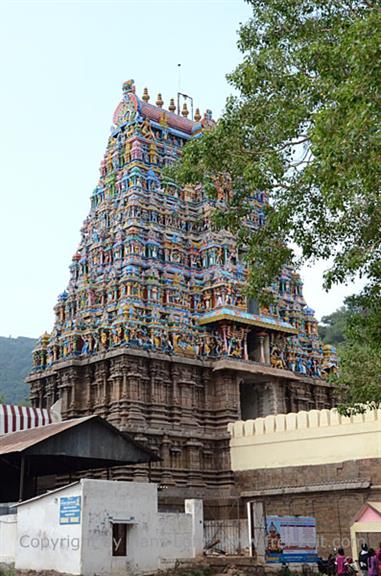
(0, 0), (362, 339)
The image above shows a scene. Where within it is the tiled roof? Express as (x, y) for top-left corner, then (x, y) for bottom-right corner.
(140, 101), (198, 134)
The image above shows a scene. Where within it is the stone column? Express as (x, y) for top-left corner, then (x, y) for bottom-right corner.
(170, 364), (183, 427)
(93, 363), (109, 419)
(125, 360), (146, 426)
(257, 332), (266, 364)
(160, 435), (174, 485)
(186, 439), (205, 487)
(108, 363), (122, 427)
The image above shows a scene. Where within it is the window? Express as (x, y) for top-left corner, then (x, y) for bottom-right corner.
(112, 523), (128, 557)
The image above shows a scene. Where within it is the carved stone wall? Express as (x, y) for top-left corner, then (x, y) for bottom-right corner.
(28, 349), (334, 502)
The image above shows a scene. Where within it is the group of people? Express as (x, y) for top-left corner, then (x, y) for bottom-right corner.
(358, 543), (381, 576)
(318, 544), (381, 576)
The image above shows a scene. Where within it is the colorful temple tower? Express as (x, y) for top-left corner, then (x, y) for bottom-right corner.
(28, 81), (337, 500)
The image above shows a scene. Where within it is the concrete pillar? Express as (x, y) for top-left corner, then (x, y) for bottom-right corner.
(247, 500), (265, 563)
(185, 499), (204, 558)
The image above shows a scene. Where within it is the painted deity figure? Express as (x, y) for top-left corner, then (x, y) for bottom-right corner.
(287, 351), (296, 372)
(131, 139), (143, 161)
(124, 141), (131, 164)
(270, 347), (285, 370)
(296, 356), (306, 374)
(203, 290), (212, 310)
(100, 330), (109, 349)
(141, 117), (153, 139)
(149, 142), (157, 164)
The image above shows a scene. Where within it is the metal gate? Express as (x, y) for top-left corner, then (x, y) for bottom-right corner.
(204, 519), (248, 555)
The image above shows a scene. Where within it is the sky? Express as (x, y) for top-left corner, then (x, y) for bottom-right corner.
(0, 0), (362, 339)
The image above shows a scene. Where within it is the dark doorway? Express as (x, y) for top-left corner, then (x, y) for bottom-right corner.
(247, 298), (259, 314)
(240, 381), (261, 420)
(247, 331), (258, 361)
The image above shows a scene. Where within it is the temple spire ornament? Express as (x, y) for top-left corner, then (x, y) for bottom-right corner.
(168, 98), (176, 113)
(181, 102), (189, 117)
(156, 93), (164, 107)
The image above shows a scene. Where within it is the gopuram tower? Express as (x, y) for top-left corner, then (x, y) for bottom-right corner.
(28, 80), (337, 501)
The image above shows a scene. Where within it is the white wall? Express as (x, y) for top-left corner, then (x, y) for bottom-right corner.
(0, 514), (17, 564)
(81, 479), (160, 576)
(14, 479), (203, 576)
(158, 512), (193, 565)
(16, 484), (82, 574)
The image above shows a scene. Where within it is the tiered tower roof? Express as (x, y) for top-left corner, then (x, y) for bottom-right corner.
(32, 80), (337, 380)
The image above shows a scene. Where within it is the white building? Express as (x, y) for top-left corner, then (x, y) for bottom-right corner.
(1, 479), (203, 576)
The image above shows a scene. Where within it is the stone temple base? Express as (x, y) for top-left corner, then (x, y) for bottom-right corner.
(27, 348), (335, 506)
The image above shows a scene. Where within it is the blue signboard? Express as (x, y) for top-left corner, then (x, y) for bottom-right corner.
(59, 496), (81, 525)
(265, 515), (317, 564)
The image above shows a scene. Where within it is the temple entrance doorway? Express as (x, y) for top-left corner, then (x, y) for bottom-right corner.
(247, 331), (258, 362)
(246, 330), (270, 364)
(240, 381), (262, 420)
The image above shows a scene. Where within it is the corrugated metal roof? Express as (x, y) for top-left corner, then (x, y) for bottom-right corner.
(0, 416), (95, 455)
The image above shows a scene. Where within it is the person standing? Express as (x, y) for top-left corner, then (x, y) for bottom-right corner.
(336, 547), (348, 576)
(359, 543), (369, 576)
(376, 543), (381, 576)
(368, 549), (378, 576)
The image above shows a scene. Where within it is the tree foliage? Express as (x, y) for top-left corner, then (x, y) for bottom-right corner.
(318, 306), (349, 345)
(168, 0), (381, 411)
(335, 290), (381, 413)
(0, 336), (36, 404)
(168, 0), (381, 297)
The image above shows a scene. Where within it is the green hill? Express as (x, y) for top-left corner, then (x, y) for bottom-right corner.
(0, 336), (37, 404)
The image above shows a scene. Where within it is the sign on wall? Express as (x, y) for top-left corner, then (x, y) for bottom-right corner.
(59, 496), (81, 525)
(265, 515), (317, 563)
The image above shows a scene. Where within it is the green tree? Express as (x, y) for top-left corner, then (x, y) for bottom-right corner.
(168, 0), (381, 297)
(168, 0), (381, 410)
(335, 290), (381, 413)
(318, 306), (349, 345)
(0, 336), (36, 404)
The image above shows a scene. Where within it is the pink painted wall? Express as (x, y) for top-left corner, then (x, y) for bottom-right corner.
(358, 507), (381, 523)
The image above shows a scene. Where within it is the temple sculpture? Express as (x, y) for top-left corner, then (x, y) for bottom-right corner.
(27, 80), (337, 500)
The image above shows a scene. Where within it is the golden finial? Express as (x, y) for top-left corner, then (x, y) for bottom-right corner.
(194, 107), (201, 122)
(181, 102), (189, 118)
(142, 87), (150, 102)
(41, 331), (50, 347)
(168, 98), (176, 113)
(156, 93), (164, 108)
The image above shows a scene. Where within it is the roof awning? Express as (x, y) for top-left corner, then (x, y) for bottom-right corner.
(0, 404), (52, 435)
(199, 306), (298, 335)
(0, 415), (159, 503)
